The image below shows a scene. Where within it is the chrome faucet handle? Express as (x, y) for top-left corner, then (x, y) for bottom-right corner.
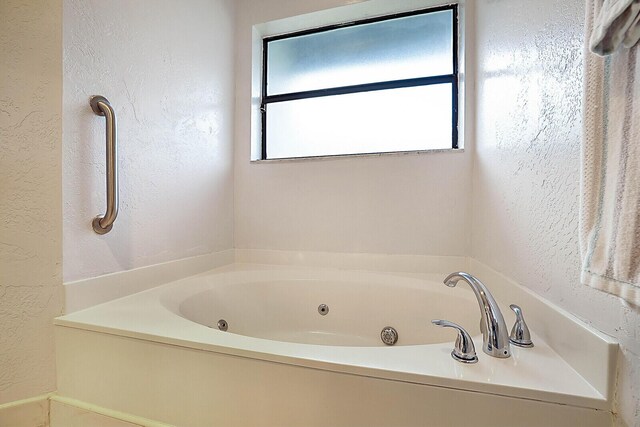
(432, 320), (478, 364)
(509, 304), (534, 348)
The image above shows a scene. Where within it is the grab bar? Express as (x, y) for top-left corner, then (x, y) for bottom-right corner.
(90, 95), (118, 234)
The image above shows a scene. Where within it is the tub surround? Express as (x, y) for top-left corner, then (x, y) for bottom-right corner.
(62, 249), (617, 406)
(56, 265), (613, 409)
(56, 253), (617, 425)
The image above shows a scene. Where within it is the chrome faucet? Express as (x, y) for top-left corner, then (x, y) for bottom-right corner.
(443, 272), (511, 358)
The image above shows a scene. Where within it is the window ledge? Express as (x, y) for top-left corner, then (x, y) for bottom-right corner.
(251, 148), (464, 163)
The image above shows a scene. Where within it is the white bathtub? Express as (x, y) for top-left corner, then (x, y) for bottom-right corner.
(55, 264), (613, 426)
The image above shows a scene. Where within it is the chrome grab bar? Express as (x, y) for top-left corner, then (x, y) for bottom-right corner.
(90, 95), (118, 235)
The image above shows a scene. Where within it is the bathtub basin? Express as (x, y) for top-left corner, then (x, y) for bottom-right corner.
(55, 264), (613, 426)
(176, 274), (479, 346)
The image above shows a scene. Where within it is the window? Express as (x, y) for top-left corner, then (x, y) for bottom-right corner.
(260, 5), (458, 160)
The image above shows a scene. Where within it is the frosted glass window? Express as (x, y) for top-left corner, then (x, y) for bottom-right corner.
(261, 6), (458, 160)
(267, 85), (452, 159)
(267, 9), (453, 95)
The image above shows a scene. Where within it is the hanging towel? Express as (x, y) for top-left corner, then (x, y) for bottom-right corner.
(590, 0), (640, 55)
(581, 0), (640, 306)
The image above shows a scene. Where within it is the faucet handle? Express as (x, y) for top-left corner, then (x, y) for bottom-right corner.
(509, 304), (534, 348)
(432, 320), (478, 364)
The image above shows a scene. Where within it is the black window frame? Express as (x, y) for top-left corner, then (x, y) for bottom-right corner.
(260, 4), (459, 160)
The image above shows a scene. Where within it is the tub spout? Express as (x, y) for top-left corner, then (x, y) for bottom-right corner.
(443, 272), (511, 358)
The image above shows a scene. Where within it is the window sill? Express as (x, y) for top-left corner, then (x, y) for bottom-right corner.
(251, 148), (464, 163)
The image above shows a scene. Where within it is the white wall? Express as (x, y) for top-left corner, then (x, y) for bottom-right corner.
(0, 0), (64, 404)
(63, 0), (236, 282)
(233, 0), (473, 257)
(472, 0), (639, 425)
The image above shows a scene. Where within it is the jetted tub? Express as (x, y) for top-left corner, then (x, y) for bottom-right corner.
(55, 264), (613, 427)
(175, 271), (480, 347)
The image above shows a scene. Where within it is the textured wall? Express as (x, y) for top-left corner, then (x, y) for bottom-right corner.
(0, 0), (64, 404)
(63, 0), (236, 282)
(472, 0), (639, 425)
(233, 0), (473, 257)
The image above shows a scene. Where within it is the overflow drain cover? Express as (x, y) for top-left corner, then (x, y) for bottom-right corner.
(217, 319), (228, 331)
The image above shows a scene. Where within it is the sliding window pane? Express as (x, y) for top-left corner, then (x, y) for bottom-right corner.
(266, 84), (452, 159)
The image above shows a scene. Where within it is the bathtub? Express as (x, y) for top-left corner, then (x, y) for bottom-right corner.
(55, 264), (613, 427)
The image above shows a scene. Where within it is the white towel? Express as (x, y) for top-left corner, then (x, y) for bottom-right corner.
(590, 0), (640, 55)
(581, 0), (640, 306)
